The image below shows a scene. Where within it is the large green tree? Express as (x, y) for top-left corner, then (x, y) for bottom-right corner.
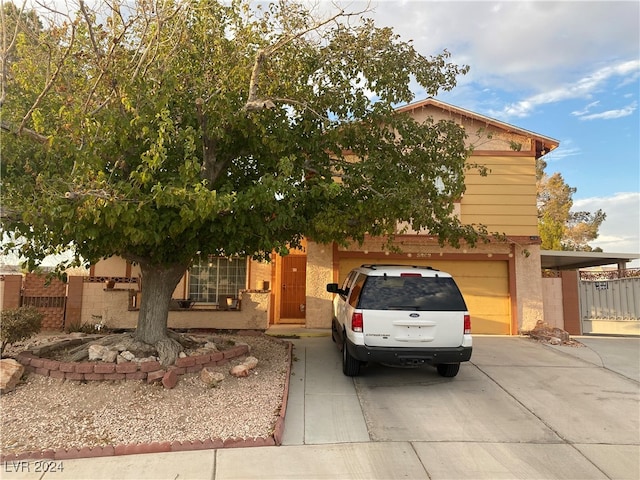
(1, 0), (484, 362)
(536, 159), (605, 251)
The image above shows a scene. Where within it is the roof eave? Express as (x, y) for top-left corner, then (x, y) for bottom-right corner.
(540, 250), (640, 270)
(397, 97), (560, 158)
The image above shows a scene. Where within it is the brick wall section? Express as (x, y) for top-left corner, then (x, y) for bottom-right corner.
(39, 308), (66, 330)
(22, 274), (67, 330)
(23, 273), (67, 297)
(65, 277), (84, 330)
(561, 270), (581, 335)
(1, 275), (23, 309)
(542, 277), (564, 329)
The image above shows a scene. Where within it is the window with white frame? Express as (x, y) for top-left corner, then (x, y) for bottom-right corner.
(189, 256), (247, 305)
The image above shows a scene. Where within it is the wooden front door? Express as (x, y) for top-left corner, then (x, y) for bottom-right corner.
(280, 255), (307, 320)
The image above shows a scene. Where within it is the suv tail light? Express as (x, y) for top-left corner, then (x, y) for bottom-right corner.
(352, 312), (363, 333)
(464, 314), (471, 334)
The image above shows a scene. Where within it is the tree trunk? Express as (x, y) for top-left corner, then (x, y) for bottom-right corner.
(135, 260), (187, 346)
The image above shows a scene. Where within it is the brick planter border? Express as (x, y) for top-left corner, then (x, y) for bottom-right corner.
(13, 343), (250, 384)
(1, 335), (293, 462)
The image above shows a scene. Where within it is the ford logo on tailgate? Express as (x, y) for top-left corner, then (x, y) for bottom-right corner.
(409, 313), (420, 318)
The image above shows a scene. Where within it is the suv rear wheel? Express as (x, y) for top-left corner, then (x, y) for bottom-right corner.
(436, 363), (460, 377)
(342, 336), (361, 377)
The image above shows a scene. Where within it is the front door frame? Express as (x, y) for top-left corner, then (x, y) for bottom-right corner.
(271, 241), (308, 325)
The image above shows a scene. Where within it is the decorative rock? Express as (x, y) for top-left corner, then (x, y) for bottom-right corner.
(243, 356), (259, 370)
(229, 364), (249, 378)
(178, 352), (187, 358)
(552, 328), (570, 343)
(120, 351), (136, 361)
(138, 356), (158, 363)
(200, 367), (224, 387)
(88, 344), (108, 361)
(526, 320), (571, 345)
(102, 349), (118, 363)
(0, 359), (25, 393)
(88, 344), (120, 362)
(204, 342), (218, 351)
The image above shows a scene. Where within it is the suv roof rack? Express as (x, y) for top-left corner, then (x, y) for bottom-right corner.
(360, 264), (438, 271)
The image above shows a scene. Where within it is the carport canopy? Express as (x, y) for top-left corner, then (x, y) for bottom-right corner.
(541, 250), (640, 270)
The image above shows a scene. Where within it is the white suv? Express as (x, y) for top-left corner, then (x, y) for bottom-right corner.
(327, 264), (472, 377)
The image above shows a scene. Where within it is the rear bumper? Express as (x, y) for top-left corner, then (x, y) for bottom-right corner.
(347, 339), (472, 365)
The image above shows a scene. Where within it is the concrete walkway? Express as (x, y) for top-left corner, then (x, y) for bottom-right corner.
(2, 332), (639, 480)
(280, 334), (369, 445)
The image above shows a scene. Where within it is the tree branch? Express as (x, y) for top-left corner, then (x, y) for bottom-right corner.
(1, 120), (48, 143)
(1, 1), (22, 107)
(243, 6), (367, 110)
(78, 0), (103, 62)
(195, 97), (221, 186)
(0, 205), (21, 220)
(17, 21), (75, 136)
(246, 48), (266, 106)
(63, 189), (140, 202)
(79, 2), (134, 115)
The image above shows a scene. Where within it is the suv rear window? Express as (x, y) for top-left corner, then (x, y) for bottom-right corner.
(357, 276), (467, 311)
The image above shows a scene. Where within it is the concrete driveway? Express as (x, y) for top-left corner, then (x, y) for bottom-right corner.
(551, 336), (640, 382)
(283, 333), (640, 479)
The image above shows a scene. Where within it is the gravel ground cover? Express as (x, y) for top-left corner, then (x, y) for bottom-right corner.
(1, 333), (290, 456)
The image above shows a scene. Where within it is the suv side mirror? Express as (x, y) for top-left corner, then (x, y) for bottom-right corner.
(326, 283), (342, 294)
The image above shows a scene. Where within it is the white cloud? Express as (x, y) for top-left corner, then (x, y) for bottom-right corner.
(573, 192), (640, 266)
(577, 102), (637, 121)
(541, 139), (581, 163)
(490, 60), (640, 119)
(572, 101), (600, 117)
(351, 1), (639, 123)
(363, 1), (639, 83)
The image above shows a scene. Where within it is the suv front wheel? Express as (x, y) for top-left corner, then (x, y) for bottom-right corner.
(436, 363), (460, 377)
(342, 336), (361, 377)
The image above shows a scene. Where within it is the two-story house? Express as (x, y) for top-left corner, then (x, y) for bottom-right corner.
(83, 98), (559, 335)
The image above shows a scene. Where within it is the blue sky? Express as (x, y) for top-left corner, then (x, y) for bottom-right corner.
(355, 0), (639, 262)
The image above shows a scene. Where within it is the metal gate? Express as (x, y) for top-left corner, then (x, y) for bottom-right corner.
(579, 272), (640, 323)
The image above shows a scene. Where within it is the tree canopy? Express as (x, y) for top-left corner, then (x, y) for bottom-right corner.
(536, 159), (605, 251)
(1, 0), (483, 353)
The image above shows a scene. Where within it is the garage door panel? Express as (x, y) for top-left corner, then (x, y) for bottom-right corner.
(467, 295), (511, 314)
(456, 278), (509, 297)
(449, 261), (509, 277)
(337, 258), (511, 335)
(472, 315), (511, 335)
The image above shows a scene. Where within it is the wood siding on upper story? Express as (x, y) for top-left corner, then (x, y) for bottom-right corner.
(461, 155), (538, 236)
(399, 99), (554, 238)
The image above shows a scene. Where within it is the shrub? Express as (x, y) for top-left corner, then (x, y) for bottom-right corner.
(1, 306), (43, 356)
